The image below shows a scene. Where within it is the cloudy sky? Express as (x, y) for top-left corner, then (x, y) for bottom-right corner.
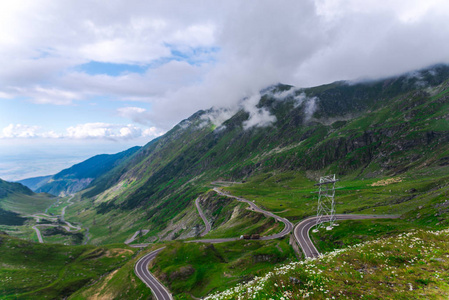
(1, 0), (449, 180)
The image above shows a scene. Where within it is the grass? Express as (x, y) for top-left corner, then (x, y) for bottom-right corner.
(200, 166), (449, 299)
(40, 226), (85, 245)
(0, 208), (27, 226)
(150, 239), (296, 299)
(0, 233), (136, 299)
(225, 169), (449, 223)
(0, 193), (56, 215)
(69, 246), (160, 300)
(0, 224), (36, 242)
(224, 172), (317, 221)
(45, 197), (68, 216)
(310, 218), (419, 253)
(66, 200), (153, 245)
(310, 178), (449, 255)
(195, 190), (285, 240)
(66, 183), (209, 245)
(205, 229), (449, 299)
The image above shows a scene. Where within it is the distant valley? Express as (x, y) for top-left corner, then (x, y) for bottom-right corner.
(18, 146), (140, 196)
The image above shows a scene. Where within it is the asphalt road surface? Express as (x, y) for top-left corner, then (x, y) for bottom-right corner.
(135, 247), (173, 300)
(195, 197), (211, 237)
(294, 214), (400, 258)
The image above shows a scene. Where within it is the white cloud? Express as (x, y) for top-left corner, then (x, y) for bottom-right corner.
(304, 97), (318, 121)
(1, 124), (40, 138)
(40, 130), (62, 138)
(118, 107), (146, 114)
(66, 123), (146, 140)
(0, 122), (164, 141)
(79, 38), (169, 65)
(142, 127), (165, 137)
(0, 0), (449, 133)
(13, 86), (81, 105)
(201, 107), (238, 128)
(66, 122), (165, 140)
(169, 24), (215, 47)
(118, 106), (146, 117)
(241, 93), (277, 130)
(243, 107), (276, 130)
(0, 91), (13, 99)
(292, 93), (307, 108)
(272, 88), (296, 100)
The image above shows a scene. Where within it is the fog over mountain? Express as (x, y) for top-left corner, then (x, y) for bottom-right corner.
(1, 0), (449, 179)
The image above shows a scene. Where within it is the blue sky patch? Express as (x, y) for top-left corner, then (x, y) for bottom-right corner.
(77, 61), (148, 76)
(167, 44), (220, 66)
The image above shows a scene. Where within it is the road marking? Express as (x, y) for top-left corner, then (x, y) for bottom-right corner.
(135, 247), (173, 300)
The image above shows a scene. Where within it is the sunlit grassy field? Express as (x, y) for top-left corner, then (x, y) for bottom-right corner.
(225, 169), (449, 224)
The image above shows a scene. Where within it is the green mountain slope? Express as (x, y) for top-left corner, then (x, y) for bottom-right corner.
(0, 178), (34, 198)
(0, 178), (54, 225)
(30, 146), (141, 196)
(66, 64), (449, 245)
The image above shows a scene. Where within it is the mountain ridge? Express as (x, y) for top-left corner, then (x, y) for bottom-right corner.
(19, 146), (141, 196)
(63, 63), (449, 245)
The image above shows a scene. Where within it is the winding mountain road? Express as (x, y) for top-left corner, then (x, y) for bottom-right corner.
(294, 214), (400, 258)
(135, 188), (398, 299)
(30, 195), (81, 243)
(188, 188), (294, 243)
(195, 197), (211, 237)
(136, 187), (295, 299)
(32, 225), (44, 243)
(213, 188), (294, 240)
(135, 247), (173, 300)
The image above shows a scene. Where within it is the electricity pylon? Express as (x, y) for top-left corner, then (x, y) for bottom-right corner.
(313, 174), (339, 231)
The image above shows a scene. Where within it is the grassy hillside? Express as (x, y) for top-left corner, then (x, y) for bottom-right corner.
(224, 169), (449, 222)
(0, 178), (33, 198)
(0, 233), (136, 299)
(205, 229), (449, 299)
(151, 239), (295, 299)
(68, 240), (295, 300)
(68, 248), (152, 300)
(0, 192), (55, 216)
(0, 178), (55, 226)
